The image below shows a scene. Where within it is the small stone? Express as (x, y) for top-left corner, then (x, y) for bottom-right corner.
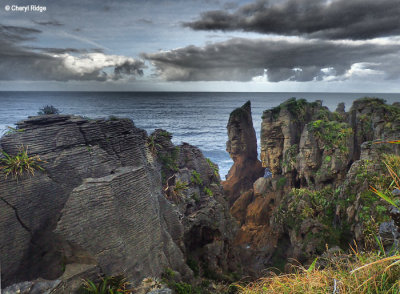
(148, 289), (173, 294)
(253, 177), (269, 196)
(263, 168), (272, 178)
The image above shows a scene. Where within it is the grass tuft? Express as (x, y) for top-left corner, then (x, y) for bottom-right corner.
(237, 250), (400, 294)
(0, 146), (45, 179)
(80, 275), (133, 294)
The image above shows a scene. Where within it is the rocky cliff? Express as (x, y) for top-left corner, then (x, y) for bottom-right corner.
(1, 97), (399, 291)
(222, 101), (264, 206)
(0, 115), (236, 291)
(226, 97), (400, 272)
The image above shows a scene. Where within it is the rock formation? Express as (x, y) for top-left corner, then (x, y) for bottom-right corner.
(0, 115), (236, 290)
(227, 97), (400, 272)
(1, 97), (399, 291)
(222, 101), (264, 205)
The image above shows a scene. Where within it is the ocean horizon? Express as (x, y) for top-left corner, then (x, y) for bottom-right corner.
(1, 91), (399, 177)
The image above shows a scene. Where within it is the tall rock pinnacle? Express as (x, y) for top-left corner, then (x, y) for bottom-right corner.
(223, 101), (264, 205)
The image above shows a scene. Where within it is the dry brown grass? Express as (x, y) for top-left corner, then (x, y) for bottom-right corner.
(236, 249), (400, 294)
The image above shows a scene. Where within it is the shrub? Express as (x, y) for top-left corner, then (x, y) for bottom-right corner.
(159, 130), (172, 138)
(204, 187), (213, 197)
(0, 146), (45, 179)
(159, 147), (180, 181)
(206, 158), (220, 179)
(187, 258), (199, 277)
(308, 120), (353, 153)
(267, 98), (308, 120)
(37, 105), (60, 115)
(174, 180), (189, 196)
(80, 275), (132, 294)
(191, 170), (203, 185)
(276, 177), (287, 190)
(146, 135), (161, 155)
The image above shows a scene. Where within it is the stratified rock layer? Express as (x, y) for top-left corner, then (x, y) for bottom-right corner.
(0, 115), (235, 288)
(223, 101), (264, 205)
(229, 98), (400, 273)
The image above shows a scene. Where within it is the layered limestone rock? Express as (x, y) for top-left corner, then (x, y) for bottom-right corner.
(149, 130), (239, 280)
(0, 115), (235, 289)
(229, 98), (400, 272)
(259, 98), (355, 187)
(222, 101), (264, 205)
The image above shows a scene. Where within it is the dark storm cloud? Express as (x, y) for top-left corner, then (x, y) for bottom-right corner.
(0, 25), (41, 42)
(27, 47), (86, 54)
(136, 18), (154, 24)
(142, 38), (400, 82)
(33, 20), (64, 27)
(114, 61), (145, 77)
(184, 0), (400, 40)
(0, 24), (145, 81)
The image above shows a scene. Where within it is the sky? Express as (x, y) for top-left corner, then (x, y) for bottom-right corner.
(1, 0), (400, 92)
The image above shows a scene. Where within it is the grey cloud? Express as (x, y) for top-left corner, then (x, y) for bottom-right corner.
(136, 18), (153, 24)
(142, 38), (400, 82)
(114, 61), (145, 77)
(0, 25), (41, 42)
(184, 0), (400, 40)
(26, 47), (105, 54)
(33, 20), (64, 27)
(222, 1), (238, 10)
(0, 24), (146, 82)
(27, 47), (87, 54)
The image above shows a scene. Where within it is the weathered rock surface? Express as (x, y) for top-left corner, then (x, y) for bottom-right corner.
(149, 130), (239, 280)
(222, 101), (264, 205)
(228, 98), (400, 273)
(0, 114), (235, 289)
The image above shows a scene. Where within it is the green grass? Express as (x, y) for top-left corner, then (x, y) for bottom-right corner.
(204, 187), (213, 197)
(206, 158), (220, 179)
(174, 180), (189, 196)
(146, 135), (161, 155)
(4, 126), (25, 135)
(80, 275), (133, 294)
(0, 146), (45, 179)
(191, 170), (203, 185)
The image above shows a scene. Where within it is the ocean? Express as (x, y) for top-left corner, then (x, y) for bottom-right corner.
(0, 91), (399, 178)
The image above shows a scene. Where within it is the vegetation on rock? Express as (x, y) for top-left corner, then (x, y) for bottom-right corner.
(308, 120), (353, 152)
(80, 275), (133, 294)
(266, 97), (309, 120)
(0, 146), (45, 179)
(174, 179), (189, 196)
(237, 249), (400, 294)
(37, 105), (60, 115)
(240, 140), (400, 294)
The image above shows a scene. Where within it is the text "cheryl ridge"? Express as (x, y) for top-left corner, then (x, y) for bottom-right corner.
(5, 5), (47, 12)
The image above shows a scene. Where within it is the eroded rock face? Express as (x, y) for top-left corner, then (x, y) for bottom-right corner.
(0, 115), (235, 288)
(229, 98), (400, 273)
(56, 166), (189, 282)
(223, 101), (264, 205)
(149, 131), (239, 279)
